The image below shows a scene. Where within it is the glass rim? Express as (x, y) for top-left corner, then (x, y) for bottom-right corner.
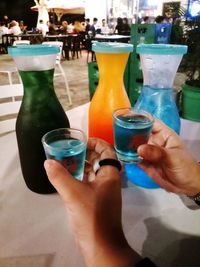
(41, 127), (87, 152)
(8, 44), (59, 56)
(113, 108), (154, 125)
(92, 41), (133, 54)
(136, 43), (188, 55)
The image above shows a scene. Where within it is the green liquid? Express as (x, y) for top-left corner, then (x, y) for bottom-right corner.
(16, 70), (70, 194)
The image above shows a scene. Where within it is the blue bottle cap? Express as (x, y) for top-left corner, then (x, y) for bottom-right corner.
(136, 44), (188, 55)
(92, 41), (133, 53)
(8, 44), (59, 56)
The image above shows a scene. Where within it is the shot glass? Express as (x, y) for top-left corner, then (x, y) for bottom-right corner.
(113, 108), (154, 163)
(42, 128), (87, 181)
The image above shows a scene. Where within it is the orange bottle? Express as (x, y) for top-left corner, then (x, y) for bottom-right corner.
(89, 42), (133, 144)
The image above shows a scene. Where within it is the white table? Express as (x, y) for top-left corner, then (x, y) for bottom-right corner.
(94, 34), (130, 42)
(1, 103), (200, 267)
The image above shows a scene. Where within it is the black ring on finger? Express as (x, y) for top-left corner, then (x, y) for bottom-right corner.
(95, 158), (122, 174)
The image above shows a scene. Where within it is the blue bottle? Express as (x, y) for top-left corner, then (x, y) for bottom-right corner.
(134, 44), (187, 134)
(125, 44), (187, 189)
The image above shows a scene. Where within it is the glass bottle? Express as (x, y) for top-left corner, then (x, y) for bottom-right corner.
(134, 44), (187, 134)
(8, 45), (70, 194)
(88, 42), (133, 144)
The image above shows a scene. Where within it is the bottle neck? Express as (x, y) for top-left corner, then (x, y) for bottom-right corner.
(96, 53), (129, 87)
(19, 69), (55, 98)
(142, 86), (174, 101)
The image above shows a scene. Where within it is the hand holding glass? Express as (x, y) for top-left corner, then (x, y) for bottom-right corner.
(113, 108), (154, 163)
(42, 128), (87, 180)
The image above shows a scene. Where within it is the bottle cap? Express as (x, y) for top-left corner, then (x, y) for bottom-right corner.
(92, 42), (133, 53)
(8, 44), (59, 56)
(137, 44), (188, 55)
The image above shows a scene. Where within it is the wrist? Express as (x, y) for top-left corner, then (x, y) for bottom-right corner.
(184, 162), (200, 196)
(86, 243), (141, 267)
(83, 229), (141, 267)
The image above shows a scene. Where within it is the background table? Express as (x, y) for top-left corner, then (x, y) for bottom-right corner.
(1, 103), (200, 267)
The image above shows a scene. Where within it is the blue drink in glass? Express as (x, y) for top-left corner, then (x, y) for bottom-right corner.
(42, 128), (87, 181)
(113, 108), (154, 163)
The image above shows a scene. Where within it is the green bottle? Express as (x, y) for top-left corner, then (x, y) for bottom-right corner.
(8, 45), (70, 194)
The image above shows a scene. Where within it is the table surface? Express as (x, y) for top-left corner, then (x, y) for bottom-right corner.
(94, 34), (131, 40)
(2, 33), (43, 38)
(1, 103), (200, 267)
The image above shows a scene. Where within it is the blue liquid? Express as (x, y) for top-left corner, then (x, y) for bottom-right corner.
(114, 114), (153, 162)
(45, 139), (86, 180)
(134, 86), (180, 134)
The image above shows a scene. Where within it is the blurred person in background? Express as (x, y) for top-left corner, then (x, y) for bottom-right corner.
(67, 22), (75, 34)
(0, 21), (8, 52)
(19, 21), (27, 34)
(114, 17), (124, 35)
(0, 21), (8, 36)
(122, 17), (131, 35)
(73, 21), (84, 34)
(60, 20), (69, 35)
(171, 17), (184, 44)
(85, 18), (91, 33)
(101, 19), (109, 34)
(47, 21), (57, 35)
(90, 17), (99, 36)
(8, 20), (21, 35)
(3, 15), (10, 27)
(142, 16), (150, 24)
(155, 15), (165, 23)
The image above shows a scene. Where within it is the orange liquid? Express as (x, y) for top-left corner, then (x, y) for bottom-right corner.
(89, 53), (131, 145)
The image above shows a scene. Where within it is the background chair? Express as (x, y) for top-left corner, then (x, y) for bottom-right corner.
(42, 41), (72, 106)
(0, 40), (28, 84)
(85, 34), (95, 63)
(13, 40), (30, 46)
(0, 84), (23, 135)
(0, 67), (20, 85)
(70, 35), (82, 59)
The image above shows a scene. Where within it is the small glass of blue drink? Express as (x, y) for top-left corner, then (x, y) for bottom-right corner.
(42, 128), (87, 181)
(113, 108), (154, 163)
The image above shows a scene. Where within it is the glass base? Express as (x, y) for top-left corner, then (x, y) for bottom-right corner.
(116, 152), (143, 163)
(122, 163), (160, 189)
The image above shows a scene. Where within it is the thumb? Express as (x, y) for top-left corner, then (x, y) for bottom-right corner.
(44, 159), (82, 202)
(138, 144), (167, 163)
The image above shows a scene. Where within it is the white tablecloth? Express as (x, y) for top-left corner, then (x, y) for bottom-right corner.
(1, 103), (200, 267)
(94, 34), (131, 40)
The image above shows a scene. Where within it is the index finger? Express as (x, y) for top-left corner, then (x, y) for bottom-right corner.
(87, 138), (117, 160)
(152, 119), (173, 135)
(150, 119), (184, 148)
(87, 138), (120, 179)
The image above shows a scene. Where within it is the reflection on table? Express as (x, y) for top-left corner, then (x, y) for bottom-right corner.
(0, 103), (200, 267)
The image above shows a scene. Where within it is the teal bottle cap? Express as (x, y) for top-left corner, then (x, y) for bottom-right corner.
(137, 44), (188, 55)
(92, 41), (133, 53)
(8, 44), (59, 56)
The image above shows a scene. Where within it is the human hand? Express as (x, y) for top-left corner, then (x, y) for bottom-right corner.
(44, 138), (140, 267)
(138, 119), (200, 196)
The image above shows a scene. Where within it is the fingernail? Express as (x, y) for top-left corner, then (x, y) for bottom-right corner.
(44, 160), (52, 171)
